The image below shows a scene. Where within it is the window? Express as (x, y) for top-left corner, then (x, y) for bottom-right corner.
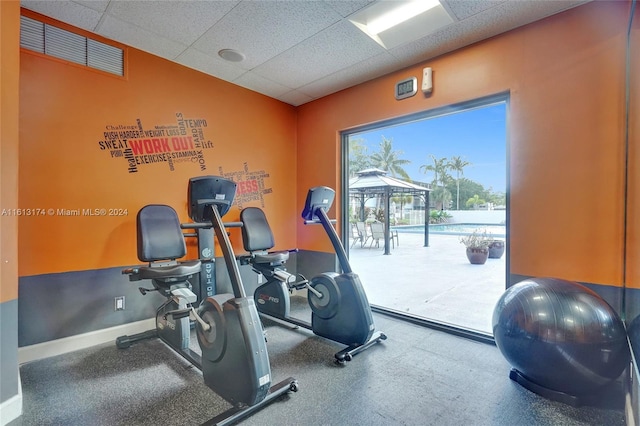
(342, 94), (509, 335)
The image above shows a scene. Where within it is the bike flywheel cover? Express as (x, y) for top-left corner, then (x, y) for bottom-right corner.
(196, 295), (231, 362)
(308, 274), (341, 320)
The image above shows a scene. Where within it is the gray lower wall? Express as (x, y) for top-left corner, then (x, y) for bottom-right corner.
(19, 267), (165, 347)
(18, 250), (336, 347)
(18, 255), (625, 349)
(625, 286), (640, 370)
(1, 298), (19, 403)
(295, 249), (337, 282)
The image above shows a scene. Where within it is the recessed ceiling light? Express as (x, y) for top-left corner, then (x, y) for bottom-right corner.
(367, 0), (440, 35)
(349, 0), (453, 50)
(218, 49), (245, 62)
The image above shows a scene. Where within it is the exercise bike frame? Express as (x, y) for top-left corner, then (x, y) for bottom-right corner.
(117, 199), (297, 426)
(200, 202), (298, 423)
(238, 198), (386, 364)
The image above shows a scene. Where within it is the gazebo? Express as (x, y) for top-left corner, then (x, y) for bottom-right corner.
(349, 168), (431, 255)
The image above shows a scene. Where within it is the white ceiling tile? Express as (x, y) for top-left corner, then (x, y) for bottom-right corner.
(233, 72), (293, 99)
(299, 52), (400, 98)
(97, 14), (187, 59)
(277, 90), (315, 107)
(323, 0), (375, 17)
(176, 48), (246, 81)
(252, 19), (386, 88)
(72, 0), (109, 13)
(106, 0), (239, 46)
(21, 0), (103, 31)
(21, 0), (592, 106)
(442, 0), (506, 21)
(390, 0), (589, 66)
(192, 0), (342, 69)
(388, 18), (486, 66)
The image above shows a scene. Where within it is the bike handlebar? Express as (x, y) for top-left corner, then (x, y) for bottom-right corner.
(181, 221), (243, 229)
(304, 219), (337, 225)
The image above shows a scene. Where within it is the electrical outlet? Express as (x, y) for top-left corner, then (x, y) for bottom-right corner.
(115, 296), (125, 311)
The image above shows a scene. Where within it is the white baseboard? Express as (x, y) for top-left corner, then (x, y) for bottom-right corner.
(0, 379), (22, 426)
(18, 319), (156, 365)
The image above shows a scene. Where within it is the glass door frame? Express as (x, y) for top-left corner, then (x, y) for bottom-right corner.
(339, 92), (510, 344)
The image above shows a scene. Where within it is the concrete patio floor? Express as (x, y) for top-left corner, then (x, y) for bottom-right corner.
(348, 231), (507, 335)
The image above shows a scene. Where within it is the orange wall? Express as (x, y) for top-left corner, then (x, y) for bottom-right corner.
(19, 11), (297, 277)
(1, 0), (20, 303)
(627, 3), (640, 289)
(17, 2), (637, 290)
(297, 1), (629, 287)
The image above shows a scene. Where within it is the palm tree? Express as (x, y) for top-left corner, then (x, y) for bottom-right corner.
(420, 154), (452, 210)
(420, 155), (451, 187)
(370, 136), (411, 180)
(368, 136), (411, 219)
(348, 137), (371, 176)
(419, 155), (448, 186)
(466, 194), (486, 209)
(448, 156), (471, 210)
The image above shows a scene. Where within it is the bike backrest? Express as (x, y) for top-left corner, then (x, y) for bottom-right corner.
(240, 207), (275, 252)
(137, 204), (186, 262)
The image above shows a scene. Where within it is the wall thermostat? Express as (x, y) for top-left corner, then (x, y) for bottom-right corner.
(395, 77), (417, 100)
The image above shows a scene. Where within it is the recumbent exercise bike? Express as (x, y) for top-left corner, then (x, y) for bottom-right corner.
(116, 176), (297, 425)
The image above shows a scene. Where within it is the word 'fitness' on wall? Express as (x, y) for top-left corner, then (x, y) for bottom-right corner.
(219, 163), (272, 209)
(97, 113), (214, 173)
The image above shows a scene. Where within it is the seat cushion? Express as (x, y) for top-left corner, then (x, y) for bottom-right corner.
(253, 252), (288, 266)
(137, 204), (187, 262)
(137, 260), (201, 281)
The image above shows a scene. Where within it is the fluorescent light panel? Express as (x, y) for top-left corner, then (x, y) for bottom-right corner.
(367, 0), (441, 35)
(349, 0), (454, 50)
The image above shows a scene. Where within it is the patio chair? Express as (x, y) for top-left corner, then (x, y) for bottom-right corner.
(369, 222), (384, 249)
(390, 225), (399, 248)
(350, 223), (362, 248)
(369, 222), (399, 249)
(355, 221), (370, 248)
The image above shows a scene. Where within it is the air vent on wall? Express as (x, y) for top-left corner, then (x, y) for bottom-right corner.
(20, 15), (124, 77)
(20, 16), (44, 53)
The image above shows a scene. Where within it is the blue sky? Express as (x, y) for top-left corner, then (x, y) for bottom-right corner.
(350, 102), (507, 192)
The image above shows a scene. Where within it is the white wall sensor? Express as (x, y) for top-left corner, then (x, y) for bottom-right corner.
(422, 67), (433, 94)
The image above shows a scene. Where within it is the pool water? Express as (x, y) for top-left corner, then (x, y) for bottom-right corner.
(393, 223), (506, 238)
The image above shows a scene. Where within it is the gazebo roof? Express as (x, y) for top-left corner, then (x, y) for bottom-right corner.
(349, 168), (430, 195)
(348, 168), (431, 253)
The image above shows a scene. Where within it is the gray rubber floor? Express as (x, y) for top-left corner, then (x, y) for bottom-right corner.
(16, 305), (625, 426)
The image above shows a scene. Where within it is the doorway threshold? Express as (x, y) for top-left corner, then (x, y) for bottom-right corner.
(372, 305), (496, 346)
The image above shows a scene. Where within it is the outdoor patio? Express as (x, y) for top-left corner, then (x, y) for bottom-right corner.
(347, 231), (506, 335)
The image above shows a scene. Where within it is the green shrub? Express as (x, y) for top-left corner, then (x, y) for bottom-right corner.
(429, 209), (452, 224)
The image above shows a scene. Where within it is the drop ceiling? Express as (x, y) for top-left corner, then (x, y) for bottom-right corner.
(20, 0), (589, 106)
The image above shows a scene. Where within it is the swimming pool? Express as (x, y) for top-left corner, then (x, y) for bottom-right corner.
(393, 223), (506, 238)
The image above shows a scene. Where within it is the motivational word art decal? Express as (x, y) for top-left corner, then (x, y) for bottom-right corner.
(219, 163), (272, 209)
(98, 113), (213, 173)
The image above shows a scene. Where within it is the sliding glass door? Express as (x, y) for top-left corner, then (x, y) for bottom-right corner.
(342, 95), (508, 335)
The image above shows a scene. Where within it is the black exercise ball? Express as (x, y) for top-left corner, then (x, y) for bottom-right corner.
(492, 277), (629, 396)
